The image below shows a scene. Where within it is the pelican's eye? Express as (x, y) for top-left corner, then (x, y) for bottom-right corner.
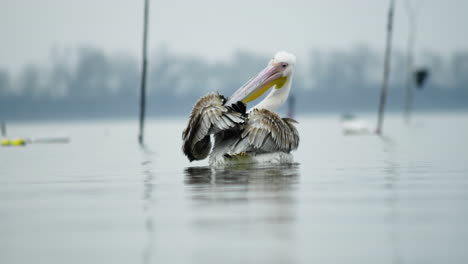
(282, 63), (288, 68)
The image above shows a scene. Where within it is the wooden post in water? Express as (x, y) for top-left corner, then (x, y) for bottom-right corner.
(404, 5), (415, 123)
(376, 0), (395, 135)
(404, 0), (423, 123)
(287, 94), (296, 119)
(1, 122), (6, 137)
(138, 0), (150, 144)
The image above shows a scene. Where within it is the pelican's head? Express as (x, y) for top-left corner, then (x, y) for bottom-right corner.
(226, 51), (296, 106)
(269, 51), (296, 78)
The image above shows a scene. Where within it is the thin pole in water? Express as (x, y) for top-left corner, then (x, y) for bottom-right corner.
(404, 0), (423, 123)
(138, 0), (150, 144)
(1, 122), (6, 137)
(287, 94), (296, 119)
(376, 0), (395, 135)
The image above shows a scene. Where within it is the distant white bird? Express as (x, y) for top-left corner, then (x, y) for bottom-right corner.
(341, 114), (372, 135)
(182, 52), (299, 166)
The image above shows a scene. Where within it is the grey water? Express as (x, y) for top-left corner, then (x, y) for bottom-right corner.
(1, 113), (467, 264)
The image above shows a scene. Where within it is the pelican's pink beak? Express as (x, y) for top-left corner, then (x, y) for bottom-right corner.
(225, 62), (288, 106)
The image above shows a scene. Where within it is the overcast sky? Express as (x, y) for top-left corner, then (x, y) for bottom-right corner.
(1, 0), (467, 72)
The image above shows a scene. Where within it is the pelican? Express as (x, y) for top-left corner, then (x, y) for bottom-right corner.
(182, 51), (299, 166)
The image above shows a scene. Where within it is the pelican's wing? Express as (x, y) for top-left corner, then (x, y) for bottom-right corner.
(182, 93), (246, 161)
(232, 108), (299, 154)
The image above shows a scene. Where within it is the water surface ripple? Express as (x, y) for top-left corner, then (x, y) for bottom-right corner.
(1, 113), (467, 264)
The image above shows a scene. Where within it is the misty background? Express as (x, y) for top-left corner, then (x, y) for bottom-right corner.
(1, 0), (467, 120)
(1, 46), (467, 120)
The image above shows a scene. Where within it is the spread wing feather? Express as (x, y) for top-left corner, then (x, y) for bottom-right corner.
(232, 109), (299, 154)
(182, 93), (245, 161)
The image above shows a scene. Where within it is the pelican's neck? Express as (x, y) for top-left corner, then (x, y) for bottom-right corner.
(250, 75), (293, 112)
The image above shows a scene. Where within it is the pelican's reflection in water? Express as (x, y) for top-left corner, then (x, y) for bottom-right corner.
(185, 163), (300, 186)
(184, 163), (300, 264)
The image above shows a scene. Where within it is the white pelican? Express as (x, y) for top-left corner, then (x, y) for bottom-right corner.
(182, 51), (299, 166)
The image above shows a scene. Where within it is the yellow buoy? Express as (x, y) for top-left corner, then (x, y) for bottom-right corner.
(1, 138), (26, 146)
(1, 138), (9, 146)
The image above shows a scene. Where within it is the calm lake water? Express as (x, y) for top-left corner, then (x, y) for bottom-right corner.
(1, 113), (467, 264)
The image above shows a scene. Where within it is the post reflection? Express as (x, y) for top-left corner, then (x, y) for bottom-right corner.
(141, 166), (155, 264)
(140, 145), (156, 264)
(381, 138), (403, 264)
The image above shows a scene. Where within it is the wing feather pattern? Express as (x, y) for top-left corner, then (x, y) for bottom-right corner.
(232, 109), (299, 154)
(182, 93), (245, 161)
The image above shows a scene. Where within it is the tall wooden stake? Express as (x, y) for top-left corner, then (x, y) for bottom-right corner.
(138, 0), (150, 144)
(404, 0), (423, 123)
(287, 94), (296, 118)
(376, 0), (395, 135)
(1, 122), (6, 137)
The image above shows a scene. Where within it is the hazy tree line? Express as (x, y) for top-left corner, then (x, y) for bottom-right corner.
(0, 46), (467, 120)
